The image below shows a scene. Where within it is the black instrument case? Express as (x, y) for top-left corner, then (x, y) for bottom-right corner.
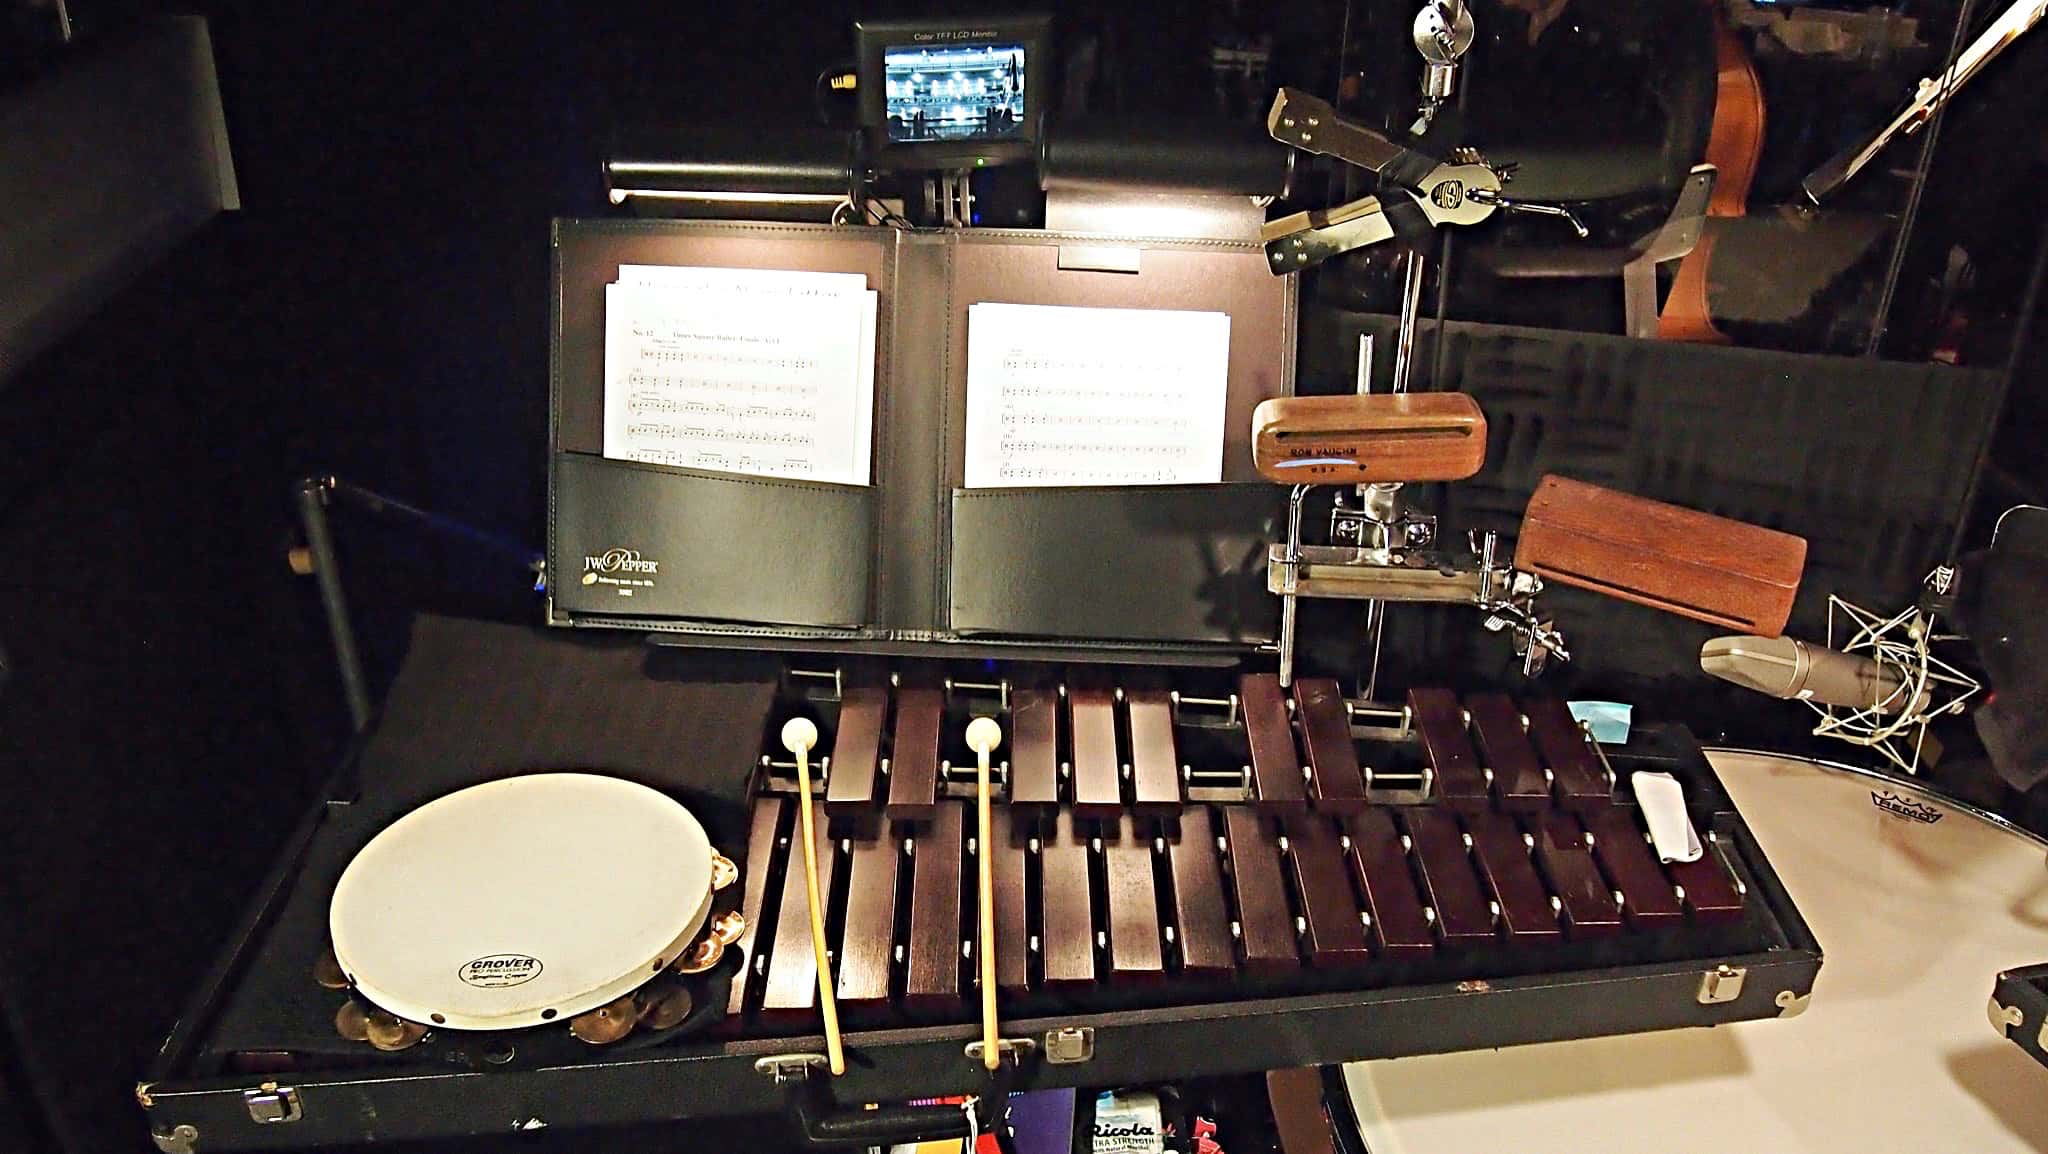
(139, 220), (1823, 1152)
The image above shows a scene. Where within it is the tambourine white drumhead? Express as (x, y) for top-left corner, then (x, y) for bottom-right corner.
(1344, 751), (2048, 1154)
(330, 773), (713, 1031)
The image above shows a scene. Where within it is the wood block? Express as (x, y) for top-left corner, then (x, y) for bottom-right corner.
(1515, 474), (1806, 636)
(1251, 393), (1487, 485)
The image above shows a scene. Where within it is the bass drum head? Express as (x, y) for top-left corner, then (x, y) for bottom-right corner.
(330, 773), (713, 1031)
(1343, 751), (2048, 1154)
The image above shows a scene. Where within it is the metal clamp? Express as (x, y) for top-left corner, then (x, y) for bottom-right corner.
(1466, 188), (1589, 237)
(1411, 0), (1476, 132)
(151, 1125), (199, 1154)
(1330, 505), (1437, 551)
(1267, 523), (1571, 679)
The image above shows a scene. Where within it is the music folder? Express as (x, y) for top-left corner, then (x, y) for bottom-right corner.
(547, 218), (1297, 651)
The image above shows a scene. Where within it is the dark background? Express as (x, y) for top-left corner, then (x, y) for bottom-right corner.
(1, 1), (2044, 1150)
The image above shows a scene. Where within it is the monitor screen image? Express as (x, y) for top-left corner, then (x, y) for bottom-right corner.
(882, 42), (1027, 144)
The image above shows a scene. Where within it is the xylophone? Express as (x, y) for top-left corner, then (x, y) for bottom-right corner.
(143, 622), (1817, 1151)
(723, 673), (1751, 1034)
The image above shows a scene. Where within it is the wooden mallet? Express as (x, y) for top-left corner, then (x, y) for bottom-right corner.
(780, 717), (845, 1076)
(965, 716), (1004, 1071)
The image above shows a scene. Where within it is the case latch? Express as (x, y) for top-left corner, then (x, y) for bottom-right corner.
(1697, 964), (1746, 1005)
(244, 1082), (302, 1125)
(1043, 1027), (1095, 1064)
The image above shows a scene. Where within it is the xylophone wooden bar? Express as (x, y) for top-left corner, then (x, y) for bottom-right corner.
(1008, 688), (1061, 811)
(837, 823), (902, 1010)
(1068, 686), (1122, 819)
(885, 687), (943, 820)
(987, 807), (1033, 994)
(1287, 819), (1375, 965)
(903, 803), (964, 1008)
(1165, 808), (1236, 978)
(1664, 839), (1746, 925)
(825, 688), (887, 813)
(1528, 814), (1622, 938)
(1040, 810), (1097, 987)
(1344, 809), (1434, 958)
(1240, 674), (1309, 812)
(1104, 815), (1166, 978)
(1125, 687), (1185, 815)
(1293, 678), (1369, 814)
(1399, 808), (1496, 945)
(1523, 698), (1611, 810)
(760, 803), (844, 1020)
(1469, 694), (1550, 813)
(1465, 812), (1563, 944)
(1223, 807), (1300, 973)
(726, 796), (788, 1018)
(1408, 689), (1489, 812)
(1582, 807), (1686, 929)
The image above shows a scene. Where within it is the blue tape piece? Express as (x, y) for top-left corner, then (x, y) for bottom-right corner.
(1568, 700), (1633, 745)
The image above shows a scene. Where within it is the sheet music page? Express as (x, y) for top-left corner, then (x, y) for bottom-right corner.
(604, 267), (876, 485)
(964, 302), (1232, 488)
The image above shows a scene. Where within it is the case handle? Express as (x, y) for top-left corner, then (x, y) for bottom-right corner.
(774, 1052), (1026, 1149)
(783, 1076), (969, 1149)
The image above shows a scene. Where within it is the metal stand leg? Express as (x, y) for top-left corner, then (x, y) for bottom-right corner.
(1360, 599), (1387, 701)
(295, 477), (372, 733)
(1279, 484), (1311, 688)
(1356, 249), (1430, 700)
(1390, 251), (1426, 396)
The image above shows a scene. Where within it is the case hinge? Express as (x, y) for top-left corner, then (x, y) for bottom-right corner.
(1697, 964), (1746, 1005)
(1989, 996), (2025, 1035)
(244, 1082), (302, 1125)
(964, 1037), (1037, 1065)
(754, 1052), (830, 1083)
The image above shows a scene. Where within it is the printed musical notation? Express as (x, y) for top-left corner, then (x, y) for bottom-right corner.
(964, 302), (1232, 489)
(639, 349), (821, 373)
(990, 463), (1189, 485)
(602, 266), (876, 486)
(624, 392), (819, 422)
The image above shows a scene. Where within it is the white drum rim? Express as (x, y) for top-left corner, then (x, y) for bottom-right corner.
(330, 772), (714, 1031)
(1705, 746), (2048, 851)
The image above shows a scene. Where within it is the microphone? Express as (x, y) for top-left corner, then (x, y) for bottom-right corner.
(1701, 634), (1932, 717)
